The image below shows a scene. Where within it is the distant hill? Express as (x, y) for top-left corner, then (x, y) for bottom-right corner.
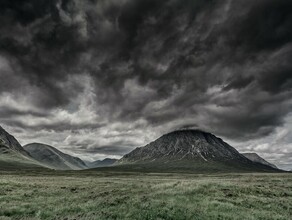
(242, 153), (278, 169)
(117, 130), (279, 173)
(86, 158), (117, 168)
(0, 126), (45, 170)
(24, 143), (88, 170)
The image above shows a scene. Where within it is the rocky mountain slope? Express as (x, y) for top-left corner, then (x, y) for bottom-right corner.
(118, 130), (279, 172)
(24, 143), (88, 170)
(0, 126), (45, 170)
(86, 158), (117, 168)
(242, 153), (277, 169)
(0, 126), (30, 156)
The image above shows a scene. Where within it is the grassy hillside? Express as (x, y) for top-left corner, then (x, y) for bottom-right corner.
(103, 159), (280, 173)
(0, 171), (291, 219)
(0, 145), (47, 171)
(24, 143), (88, 170)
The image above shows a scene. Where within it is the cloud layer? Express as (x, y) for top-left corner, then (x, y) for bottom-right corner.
(0, 0), (291, 169)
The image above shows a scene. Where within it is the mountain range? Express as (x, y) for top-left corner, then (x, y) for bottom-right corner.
(242, 153), (277, 169)
(0, 125), (281, 172)
(0, 126), (87, 170)
(85, 158), (117, 168)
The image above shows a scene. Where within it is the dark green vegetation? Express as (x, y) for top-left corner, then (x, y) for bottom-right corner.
(0, 171), (291, 220)
(95, 159), (280, 174)
(0, 145), (45, 171)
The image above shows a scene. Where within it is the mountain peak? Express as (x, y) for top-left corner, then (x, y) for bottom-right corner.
(120, 129), (244, 163)
(161, 129), (224, 144)
(163, 129), (215, 138)
(0, 126), (30, 155)
(0, 125), (46, 170)
(118, 130), (278, 172)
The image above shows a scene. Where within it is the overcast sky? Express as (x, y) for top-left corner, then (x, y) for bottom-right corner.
(0, 0), (291, 170)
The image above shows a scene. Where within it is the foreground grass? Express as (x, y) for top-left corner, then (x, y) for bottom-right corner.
(0, 171), (291, 220)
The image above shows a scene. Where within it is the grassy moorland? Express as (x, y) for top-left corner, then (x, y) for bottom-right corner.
(0, 171), (291, 220)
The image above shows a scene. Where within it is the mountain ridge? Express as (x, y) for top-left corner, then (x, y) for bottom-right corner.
(0, 126), (30, 156)
(24, 143), (88, 170)
(242, 153), (277, 169)
(86, 158), (117, 168)
(0, 126), (282, 172)
(0, 126), (46, 170)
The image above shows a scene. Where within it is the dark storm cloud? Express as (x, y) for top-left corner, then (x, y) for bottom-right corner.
(0, 0), (58, 25)
(0, 0), (292, 162)
(228, 0), (292, 52)
(1, 117), (106, 133)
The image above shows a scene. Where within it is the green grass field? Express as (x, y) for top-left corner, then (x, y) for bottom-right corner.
(0, 171), (291, 220)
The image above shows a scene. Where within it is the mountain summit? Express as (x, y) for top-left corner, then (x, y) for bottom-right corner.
(118, 130), (278, 172)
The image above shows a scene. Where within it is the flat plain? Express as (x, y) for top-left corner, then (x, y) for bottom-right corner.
(0, 171), (291, 220)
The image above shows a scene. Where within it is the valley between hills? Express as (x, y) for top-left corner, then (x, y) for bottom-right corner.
(0, 126), (281, 172)
(0, 125), (291, 220)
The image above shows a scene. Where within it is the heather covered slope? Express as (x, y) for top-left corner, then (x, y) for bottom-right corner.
(24, 143), (88, 170)
(118, 130), (279, 172)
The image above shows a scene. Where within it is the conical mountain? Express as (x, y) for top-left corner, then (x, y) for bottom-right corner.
(24, 143), (88, 170)
(118, 130), (278, 172)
